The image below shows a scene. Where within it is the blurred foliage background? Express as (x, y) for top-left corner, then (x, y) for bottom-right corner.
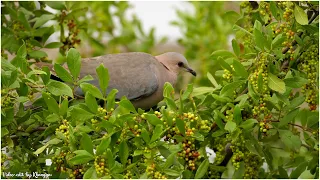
(1, 1), (237, 89)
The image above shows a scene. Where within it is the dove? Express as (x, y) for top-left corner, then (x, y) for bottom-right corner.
(37, 52), (196, 109)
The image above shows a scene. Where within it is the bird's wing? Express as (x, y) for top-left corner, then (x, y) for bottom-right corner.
(79, 52), (160, 100)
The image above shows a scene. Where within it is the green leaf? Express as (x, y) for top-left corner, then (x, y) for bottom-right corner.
(220, 81), (245, 97)
(69, 150), (94, 165)
(234, 105), (242, 125)
(279, 108), (299, 127)
(96, 64), (109, 96)
(253, 28), (265, 50)
(66, 48), (81, 79)
(70, 107), (94, 122)
(83, 166), (97, 179)
(106, 89), (118, 111)
(211, 50), (236, 61)
(272, 34), (285, 49)
(45, 1), (66, 10)
(141, 128), (150, 144)
(119, 99), (137, 113)
(54, 63), (73, 82)
(268, 73), (286, 94)
(164, 97), (177, 110)
(79, 75), (94, 83)
(284, 77), (308, 88)
(163, 153), (176, 169)
(85, 92), (98, 113)
(81, 133), (93, 155)
(212, 94), (232, 103)
(212, 129), (226, 137)
(1, 127), (9, 138)
(47, 80), (73, 97)
(41, 66), (51, 85)
(181, 84), (194, 100)
(150, 124), (163, 143)
(96, 137), (111, 156)
(270, 2), (279, 20)
(28, 50), (48, 59)
(59, 98), (68, 116)
(225, 121), (236, 133)
(47, 138), (62, 145)
(214, 110), (225, 129)
(192, 87), (216, 97)
(195, 159), (209, 179)
(33, 14), (55, 28)
(240, 119), (258, 129)
(232, 59), (248, 78)
(119, 141), (129, 165)
(164, 169), (181, 177)
(176, 118), (185, 136)
(207, 72), (221, 89)
(44, 42), (64, 48)
(80, 83), (104, 99)
(163, 82), (175, 98)
(46, 113), (60, 122)
(26, 69), (47, 78)
(11, 42), (28, 73)
(232, 39), (240, 56)
(279, 130), (301, 150)
(192, 131), (204, 141)
(145, 114), (163, 126)
(254, 20), (262, 32)
(218, 57), (233, 72)
(42, 92), (59, 114)
(294, 5), (308, 25)
(33, 144), (49, 155)
(278, 166), (289, 178)
(106, 149), (115, 168)
(290, 162), (308, 178)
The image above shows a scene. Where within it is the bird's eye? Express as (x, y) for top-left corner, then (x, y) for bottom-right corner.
(178, 62), (183, 67)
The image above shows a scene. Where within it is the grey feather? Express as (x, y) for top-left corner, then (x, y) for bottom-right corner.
(76, 52), (159, 100)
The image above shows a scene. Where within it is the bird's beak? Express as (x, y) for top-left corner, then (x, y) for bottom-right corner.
(185, 67), (197, 76)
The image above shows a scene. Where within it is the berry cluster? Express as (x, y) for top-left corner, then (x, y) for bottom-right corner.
(222, 68), (233, 82)
(52, 151), (70, 172)
(225, 109), (234, 122)
(69, 166), (85, 179)
(259, 2), (272, 24)
(94, 155), (109, 177)
(212, 136), (228, 165)
(178, 140), (200, 170)
(249, 53), (271, 117)
(299, 44), (319, 110)
(243, 153), (263, 179)
(145, 163), (166, 179)
(55, 120), (70, 142)
(130, 124), (142, 137)
(229, 134), (246, 170)
(240, 2), (254, 32)
(259, 115), (272, 134)
(1, 89), (18, 109)
(62, 19), (81, 51)
(123, 170), (133, 179)
(250, 53), (269, 94)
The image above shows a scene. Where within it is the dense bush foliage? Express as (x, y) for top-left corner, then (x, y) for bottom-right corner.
(1, 1), (319, 179)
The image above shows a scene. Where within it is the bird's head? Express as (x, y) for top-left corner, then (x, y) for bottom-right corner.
(155, 52), (196, 76)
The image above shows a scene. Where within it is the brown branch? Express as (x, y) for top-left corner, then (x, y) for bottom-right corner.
(29, 127), (47, 134)
(269, 120), (314, 132)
